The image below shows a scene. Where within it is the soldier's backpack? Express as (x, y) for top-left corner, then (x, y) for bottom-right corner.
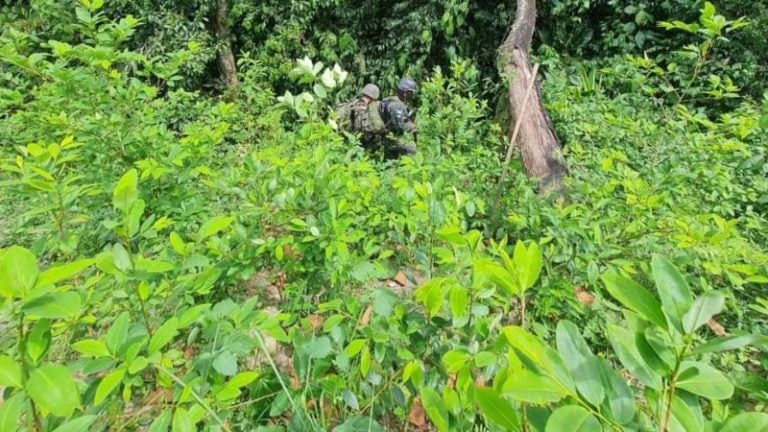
(336, 99), (387, 135)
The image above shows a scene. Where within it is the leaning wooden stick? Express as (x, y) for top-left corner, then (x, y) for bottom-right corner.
(499, 62), (540, 185)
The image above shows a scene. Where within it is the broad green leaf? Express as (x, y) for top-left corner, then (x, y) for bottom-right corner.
(36, 259), (94, 287)
(344, 339), (367, 358)
(26, 319), (52, 365)
(475, 351), (497, 368)
(719, 412), (768, 432)
(112, 243), (132, 271)
(669, 392), (703, 432)
(51, 415), (98, 432)
(503, 326), (553, 373)
(513, 240), (542, 289)
(72, 339), (111, 357)
(555, 321), (604, 405)
(600, 358), (635, 425)
(134, 258), (174, 274)
(691, 334), (768, 355)
(27, 365), (80, 417)
(681, 291), (725, 334)
(449, 285), (468, 319)
(213, 351), (238, 376)
(332, 416), (385, 432)
(172, 407), (195, 432)
(606, 325), (662, 390)
(475, 387), (520, 431)
(169, 232), (186, 255)
(197, 216), (234, 240)
(474, 259), (518, 295)
(652, 255), (693, 332)
(545, 405), (601, 432)
(302, 336), (332, 359)
(0, 355), (22, 388)
(178, 304), (210, 328)
(675, 361), (733, 400)
(105, 312), (130, 355)
(603, 272), (667, 329)
(504, 369), (567, 404)
(360, 347), (371, 376)
(95, 368), (125, 405)
(442, 350), (471, 373)
(148, 317), (179, 354)
(420, 387), (449, 432)
(0, 393), (25, 432)
(475, 388), (520, 431)
(113, 169), (138, 211)
(22, 291), (82, 319)
(0, 245), (38, 298)
(148, 410), (172, 432)
(128, 356), (149, 374)
(228, 371), (259, 389)
(635, 331), (673, 375)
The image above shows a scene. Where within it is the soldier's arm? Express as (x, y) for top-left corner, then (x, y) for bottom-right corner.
(390, 103), (417, 134)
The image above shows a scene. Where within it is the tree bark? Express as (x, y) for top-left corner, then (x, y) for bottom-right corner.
(213, 0), (239, 92)
(499, 0), (566, 192)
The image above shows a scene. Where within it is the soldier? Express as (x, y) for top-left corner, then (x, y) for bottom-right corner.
(334, 83), (381, 133)
(377, 77), (418, 158)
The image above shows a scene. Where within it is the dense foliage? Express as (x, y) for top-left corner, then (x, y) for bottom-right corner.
(1, 1), (767, 431)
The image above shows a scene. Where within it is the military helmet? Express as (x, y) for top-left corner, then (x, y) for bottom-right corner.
(361, 83), (380, 100)
(397, 77), (418, 93)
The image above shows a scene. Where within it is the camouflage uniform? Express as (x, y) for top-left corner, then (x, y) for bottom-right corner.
(375, 95), (417, 158)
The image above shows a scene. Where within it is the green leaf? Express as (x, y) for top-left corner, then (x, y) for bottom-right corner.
(26, 365), (80, 417)
(213, 351), (238, 376)
(600, 358), (635, 425)
(676, 361), (733, 400)
(669, 393), (703, 432)
(503, 326), (553, 373)
(719, 412), (768, 432)
(504, 369), (567, 404)
(635, 330), (673, 375)
(0, 393), (25, 432)
(26, 319), (52, 365)
(129, 356), (149, 374)
(344, 339), (367, 358)
(22, 291), (82, 319)
(169, 232), (186, 255)
(475, 387), (520, 431)
(72, 339), (111, 357)
(603, 272), (667, 329)
(420, 387), (449, 432)
(681, 291), (725, 334)
(556, 321), (604, 406)
(475, 259), (518, 295)
(442, 350), (471, 373)
(36, 259), (94, 287)
(545, 405), (601, 432)
(197, 216), (234, 240)
(0, 245), (38, 298)
(691, 334), (768, 355)
(148, 317), (179, 355)
(514, 240), (542, 290)
(112, 243), (132, 271)
(475, 351), (497, 368)
(105, 312), (130, 355)
(303, 336), (332, 359)
(113, 169), (138, 211)
(449, 285), (468, 319)
(172, 407), (195, 432)
(652, 255), (693, 332)
(332, 416), (385, 432)
(0, 355), (22, 388)
(51, 415), (98, 432)
(227, 371), (259, 389)
(148, 410), (172, 432)
(606, 325), (662, 390)
(95, 368), (125, 405)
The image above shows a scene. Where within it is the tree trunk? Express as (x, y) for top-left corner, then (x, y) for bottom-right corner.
(213, 0), (239, 92)
(499, 0), (566, 191)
